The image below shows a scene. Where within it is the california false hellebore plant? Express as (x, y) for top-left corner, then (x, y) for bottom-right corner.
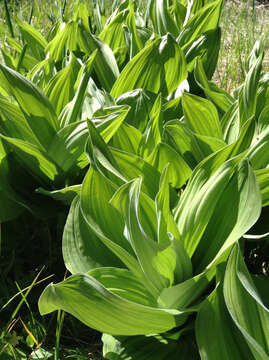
(0, 0), (268, 358)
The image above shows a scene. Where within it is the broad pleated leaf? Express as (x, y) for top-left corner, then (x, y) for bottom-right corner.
(257, 105), (269, 134)
(78, 26), (120, 91)
(146, 142), (192, 188)
(185, 28), (221, 81)
(110, 179), (190, 295)
(94, 105), (130, 143)
(158, 271), (210, 310)
(87, 120), (161, 199)
(111, 148), (161, 199)
(16, 17), (47, 60)
(0, 95), (41, 147)
(126, 4), (144, 58)
(116, 89), (156, 132)
(59, 52), (97, 127)
(164, 119), (205, 168)
(99, 9), (129, 67)
(139, 93), (163, 158)
(255, 168), (269, 207)
(177, 0), (223, 48)
(45, 22), (80, 62)
(0, 64), (58, 150)
(81, 166), (130, 254)
(196, 266), (253, 360)
(194, 59), (234, 114)
(111, 34), (187, 98)
(38, 272), (187, 335)
(248, 128), (269, 169)
(45, 54), (81, 116)
(6, 37), (38, 70)
(175, 159), (261, 271)
(182, 92), (223, 139)
(0, 135), (61, 185)
(221, 101), (241, 144)
(243, 54), (263, 121)
(63, 197), (123, 274)
(110, 123), (142, 154)
(80, 164), (149, 289)
(155, 166), (192, 282)
(102, 333), (193, 360)
(224, 245), (269, 360)
(36, 185), (81, 206)
(89, 267), (156, 307)
(47, 120), (89, 174)
(152, 0), (179, 37)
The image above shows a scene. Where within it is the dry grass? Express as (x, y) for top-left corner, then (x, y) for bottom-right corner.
(214, 0), (269, 93)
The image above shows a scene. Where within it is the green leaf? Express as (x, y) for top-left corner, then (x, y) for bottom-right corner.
(182, 93), (223, 140)
(146, 142), (192, 188)
(185, 28), (221, 82)
(194, 59), (234, 114)
(0, 140), (24, 221)
(221, 101), (240, 144)
(116, 89), (156, 132)
(30, 348), (53, 360)
(243, 54), (263, 120)
(139, 93), (163, 158)
(63, 197), (123, 274)
(16, 17), (47, 60)
(94, 105), (130, 143)
(80, 165), (146, 285)
(78, 26), (120, 92)
(47, 120), (89, 175)
(110, 123), (143, 154)
(110, 179), (189, 295)
(45, 54), (81, 116)
(36, 185), (81, 206)
(111, 34), (187, 98)
(6, 37), (38, 70)
(155, 166), (192, 282)
(175, 159), (261, 272)
(89, 267), (157, 307)
(164, 119), (205, 168)
(87, 120), (161, 199)
(177, 0), (223, 48)
(86, 120), (123, 179)
(0, 64), (58, 150)
(59, 52), (97, 127)
(102, 333), (192, 360)
(111, 148), (161, 199)
(248, 128), (269, 169)
(255, 168), (269, 207)
(39, 272), (187, 335)
(29, 58), (55, 89)
(196, 266), (253, 360)
(45, 21), (80, 62)
(126, 4), (144, 58)
(81, 166), (129, 253)
(224, 245), (269, 360)
(159, 271), (210, 310)
(0, 135), (61, 185)
(169, 0), (187, 31)
(0, 95), (41, 147)
(99, 9), (129, 67)
(257, 105), (269, 134)
(152, 0), (179, 37)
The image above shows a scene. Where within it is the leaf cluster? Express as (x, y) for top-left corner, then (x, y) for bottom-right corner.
(0, 0), (268, 359)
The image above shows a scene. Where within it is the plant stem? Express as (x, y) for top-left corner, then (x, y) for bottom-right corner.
(55, 310), (65, 360)
(4, 0), (15, 38)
